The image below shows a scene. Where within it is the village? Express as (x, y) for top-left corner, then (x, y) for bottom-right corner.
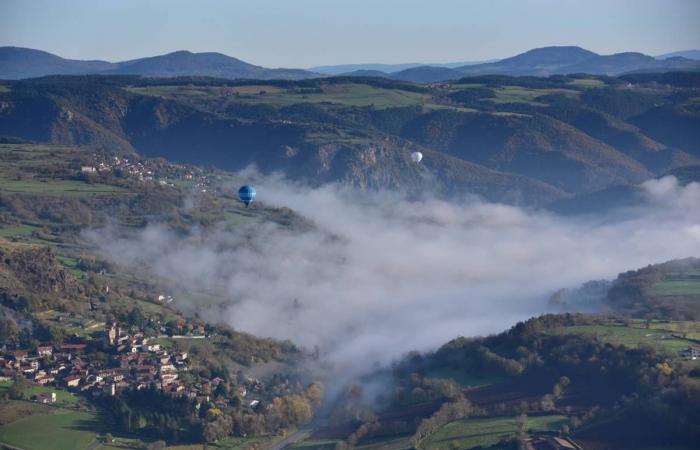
(80, 153), (211, 192)
(0, 321), (263, 410)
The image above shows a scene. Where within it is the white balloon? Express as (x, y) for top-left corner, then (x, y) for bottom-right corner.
(411, 151), (423, 163)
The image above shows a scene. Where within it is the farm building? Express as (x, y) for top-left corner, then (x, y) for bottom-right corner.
(678, 346), (700, 360)
(35, 392), (56, 403)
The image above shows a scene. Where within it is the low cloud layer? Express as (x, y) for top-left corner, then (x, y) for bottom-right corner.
(89, 175), (700, 373)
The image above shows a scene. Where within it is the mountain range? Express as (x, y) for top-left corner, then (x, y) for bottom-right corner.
(0, 47), (314, 81)
(2, 45), (699, 83)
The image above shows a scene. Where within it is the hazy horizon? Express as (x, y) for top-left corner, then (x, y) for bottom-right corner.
(1, 0), (699, 68)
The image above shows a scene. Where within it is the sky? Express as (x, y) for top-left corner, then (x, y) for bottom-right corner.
(1, 0), (699, 68)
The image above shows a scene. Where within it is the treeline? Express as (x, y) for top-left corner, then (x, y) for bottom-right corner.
(99, 387), (202, 441)
(607, 257), (700, 319)
(409, 396), (476, 449)
(7, 73), (429, 94)
(100, 382), (324, 443)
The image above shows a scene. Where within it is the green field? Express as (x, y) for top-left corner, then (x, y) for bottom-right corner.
(567, 78), (607, 88)
(0, 404), (100, 450)
(650, 270), (700, 296)
(0, 223), (41, 238)
(0, 143), (124, 197)
(422, 414), (568, 450)
(488, 86), (579, 105)
(0, 176), (123, 196)
(650, 280), (700, 297)
(546, 322), (700, 354)
(357, 435), (412, 450)
(357, 435), (413, 450)
(645, 320), (700, 340)
(24, 384), (82, 406)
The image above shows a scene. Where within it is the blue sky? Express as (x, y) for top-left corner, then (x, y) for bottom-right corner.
(1, 0), (699, 68)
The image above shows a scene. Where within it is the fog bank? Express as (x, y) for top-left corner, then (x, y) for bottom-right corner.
(89, 175), (700, 373)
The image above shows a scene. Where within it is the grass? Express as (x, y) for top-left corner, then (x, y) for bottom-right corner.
(488, 86), (579, 105)
(422, 414), (568, 450)
(645, 320), (700, 340)
(357, 435), (412, 450)
(0, 223), (41, 238)
(567, 78), (607, 88)
(426, 367), (504, 388)
(649, 269), (700, 297)
(0, 398), (51, 425)
(0, 380), (82, 413)
(0, 175), (123, 196)
(24, 384), (82, 406)
(0, 143), (125, 198)
(650, 281), (700, 296)
(546, 322), (700, 354)
(0, 404), (100, 450)
(35, 310), (106, 339)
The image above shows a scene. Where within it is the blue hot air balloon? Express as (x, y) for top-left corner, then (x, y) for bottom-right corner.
(238, 185), (256, 207)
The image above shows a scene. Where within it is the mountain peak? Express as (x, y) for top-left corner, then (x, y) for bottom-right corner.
(507, 46), (599, 65)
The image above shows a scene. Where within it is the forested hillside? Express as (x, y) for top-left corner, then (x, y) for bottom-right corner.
(1, 72), (699, 207)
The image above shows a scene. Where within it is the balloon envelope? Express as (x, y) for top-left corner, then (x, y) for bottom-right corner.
(411, 151), (423, 163)
(238, 185), (256, 206)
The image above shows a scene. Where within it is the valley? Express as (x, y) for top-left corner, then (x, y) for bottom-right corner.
(0, 22), (699, 450)
(0, 138), (698, 449)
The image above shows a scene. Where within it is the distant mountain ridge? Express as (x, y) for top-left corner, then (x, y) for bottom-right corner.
(388, 46), (700, 82)
(655, 50), (700, 60)
(310, 60), (493, 75)
(0, 47), (117, 79)
(0, 47), (317, 80)
(2, 45), (699, 82)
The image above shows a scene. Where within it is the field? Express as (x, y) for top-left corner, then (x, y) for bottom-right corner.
(34, 310), (106, 339)
(421, 414), (568, 450)
(546, 321), (700, 355)
(0, 144), (124, 197)
(0, 176), (122, 196)
(567, 78), (606, 88)
(650, 269), (700, 296)
(357, 436), (412, 450)
(0, 402), (100, 450)
(487, 86), (579, 105)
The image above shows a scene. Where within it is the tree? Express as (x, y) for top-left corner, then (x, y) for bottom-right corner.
(8, 377), (31, 400)
(0, 317), (20, 343)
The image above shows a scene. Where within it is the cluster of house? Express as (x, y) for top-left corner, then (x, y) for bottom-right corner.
(1, 321), (265, 410)
(80, 154), (210, 191)
(0, 323), (190, 401)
